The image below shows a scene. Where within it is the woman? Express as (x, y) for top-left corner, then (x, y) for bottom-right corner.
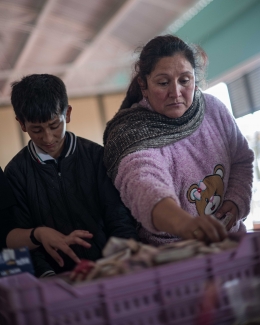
(103, 35), (254, 246)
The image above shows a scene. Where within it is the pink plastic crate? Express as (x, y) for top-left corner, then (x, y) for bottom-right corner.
(107, 309), (165, 325)
(163, 298), (216, 325)
(0, 273), (45, 325)
(0, 273), (106, 325)
(214, 276), (260, 325)
(0, 233), (259, 325)
(157, 257), (219, 325)
(210, 232), (260, 283)
(102, 268), (159, 320)
(208, 232), (260, 323)
(42, 279), (105, 325)
(218, 232), (260, 260)
(157, 255), (209, 306)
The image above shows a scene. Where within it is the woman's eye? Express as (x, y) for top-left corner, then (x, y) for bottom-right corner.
(181, 79), (190, 84)
(159, 82), (168, 86)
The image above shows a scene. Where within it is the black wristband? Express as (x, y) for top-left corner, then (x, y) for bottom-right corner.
(30, 227), (42, 246)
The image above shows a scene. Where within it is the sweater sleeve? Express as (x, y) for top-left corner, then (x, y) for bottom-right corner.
(210, 95), (254, 220)
(224, 120), (254, 220)
(114, 147), (180, 234)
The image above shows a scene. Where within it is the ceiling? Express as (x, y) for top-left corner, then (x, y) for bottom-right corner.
(0, 0), (208, 105)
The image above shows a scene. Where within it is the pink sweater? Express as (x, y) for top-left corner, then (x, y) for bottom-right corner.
(114, 93), (254, 245)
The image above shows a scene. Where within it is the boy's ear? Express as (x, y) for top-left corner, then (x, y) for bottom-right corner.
(66, 105), (72, 123)
(15, 117), (27, 132)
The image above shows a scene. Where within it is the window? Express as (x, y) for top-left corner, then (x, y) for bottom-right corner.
(227, 67), (260, 118)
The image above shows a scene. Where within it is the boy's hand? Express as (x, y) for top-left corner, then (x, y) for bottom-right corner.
(34, 227), (93, 267)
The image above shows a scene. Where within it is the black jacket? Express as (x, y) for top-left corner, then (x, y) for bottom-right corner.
(0, 167), (17, 249)
(4, 133), (138, 276)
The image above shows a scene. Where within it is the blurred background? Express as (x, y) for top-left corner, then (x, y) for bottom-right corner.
(0, 0), (259, 229)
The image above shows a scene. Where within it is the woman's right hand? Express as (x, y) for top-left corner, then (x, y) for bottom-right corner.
(152, 197), (227, 243)
(34, 227), (93, 267)
(176, 213), (227, 243)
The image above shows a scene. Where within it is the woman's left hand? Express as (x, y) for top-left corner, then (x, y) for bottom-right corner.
(215, 200), (239, 230)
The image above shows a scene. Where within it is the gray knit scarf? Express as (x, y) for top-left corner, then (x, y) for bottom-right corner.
(103, 89), (205, 182)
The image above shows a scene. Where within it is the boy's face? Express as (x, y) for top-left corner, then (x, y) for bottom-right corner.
(17, 106), (72, 159)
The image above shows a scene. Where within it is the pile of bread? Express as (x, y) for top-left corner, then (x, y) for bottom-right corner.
(69, 237), (238, 283)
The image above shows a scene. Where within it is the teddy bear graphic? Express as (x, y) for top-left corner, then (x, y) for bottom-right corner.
(187, 164), (225, 216)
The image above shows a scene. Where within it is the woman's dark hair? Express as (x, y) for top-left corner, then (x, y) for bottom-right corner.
(11, 74), (68, 124)
(120, 34), (208, 109)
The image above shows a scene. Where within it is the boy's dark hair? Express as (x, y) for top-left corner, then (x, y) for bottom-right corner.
(11, 74), (68, 124)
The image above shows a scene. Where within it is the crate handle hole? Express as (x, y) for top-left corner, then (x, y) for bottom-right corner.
(124, 300), (130, 309)
(134, 298), (140, 307)
(114, 303), (121, 312)
(84, 311), (91, 320)
(143, 296), (149, 305)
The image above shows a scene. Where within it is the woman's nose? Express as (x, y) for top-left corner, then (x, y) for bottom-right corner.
(169, 83), (181, 98)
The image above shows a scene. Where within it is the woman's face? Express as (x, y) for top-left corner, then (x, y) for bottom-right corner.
(142, 54), (196, 118)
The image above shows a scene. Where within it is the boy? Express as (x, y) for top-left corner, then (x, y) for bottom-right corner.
(4, 74), (138, 277)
